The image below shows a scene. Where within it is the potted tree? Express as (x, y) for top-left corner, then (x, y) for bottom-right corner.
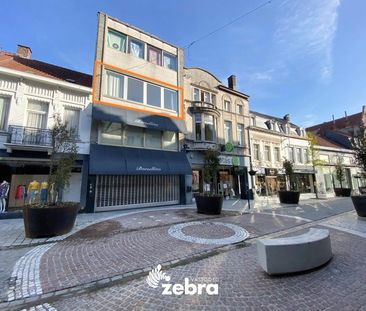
(333, 155), (351, 197)
(278, 159), (300, 204)
(23, 114), (79, 238)
(351, 126), (366, 216)
(195, 149), (223, 215)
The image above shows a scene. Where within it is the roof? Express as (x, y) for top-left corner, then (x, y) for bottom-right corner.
(0, 51), (92, 88)
(314, 135), (346, 149)
(250, 110), (300, 128)
(306, 112), (362, 132)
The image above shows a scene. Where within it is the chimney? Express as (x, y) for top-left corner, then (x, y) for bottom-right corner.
(228, 75), (236, 90)
(16, 45), (32, 59)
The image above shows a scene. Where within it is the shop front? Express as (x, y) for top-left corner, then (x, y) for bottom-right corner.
(189, 151), (250, 199)
(86, 144), (192, 212)
(0, 150), (88, 212)
(293, 167), (315, 193)
(255, 167), (283, 196)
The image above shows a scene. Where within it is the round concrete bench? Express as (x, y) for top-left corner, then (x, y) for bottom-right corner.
(257, 228), (332, 275)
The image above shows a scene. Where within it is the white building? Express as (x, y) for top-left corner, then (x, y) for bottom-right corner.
(0, 45), (92, 211)
(249, 111), (314, 196)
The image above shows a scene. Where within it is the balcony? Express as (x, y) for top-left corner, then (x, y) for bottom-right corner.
(4, 126), (53, 153)
(190, 101), (220, 116)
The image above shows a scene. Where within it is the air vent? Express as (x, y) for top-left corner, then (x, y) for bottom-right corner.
(112, 43), (120, 50)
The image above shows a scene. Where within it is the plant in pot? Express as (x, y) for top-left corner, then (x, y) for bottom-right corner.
(23, 114), (79, 238)
(278, 159), (300, 204)
(195, 149), (223, 215)
(351, 125), (366, 216)
(333, 155), (351, 197)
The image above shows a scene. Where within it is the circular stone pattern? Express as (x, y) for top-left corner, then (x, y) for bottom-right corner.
(168, 221), (249, 245)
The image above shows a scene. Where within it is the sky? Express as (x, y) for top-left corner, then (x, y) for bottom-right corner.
(0, 0), (365, 128)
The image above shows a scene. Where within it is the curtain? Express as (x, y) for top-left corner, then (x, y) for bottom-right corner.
(107, 30), (126, 52)
(130, 40), (144, 59)
(64, 108), (80, 133)
(0, 97), (10, 130)
(107, 72), (123, 98)
(26, 101), (48, 129)
(148, 46), (161, 65)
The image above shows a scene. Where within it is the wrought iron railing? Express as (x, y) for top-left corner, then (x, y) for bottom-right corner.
(8, 125), (52, 146)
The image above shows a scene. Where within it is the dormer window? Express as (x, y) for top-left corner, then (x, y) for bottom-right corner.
(265, 120), (272, 130)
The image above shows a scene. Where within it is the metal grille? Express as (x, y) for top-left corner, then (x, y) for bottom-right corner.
(95, 175), (180, 211)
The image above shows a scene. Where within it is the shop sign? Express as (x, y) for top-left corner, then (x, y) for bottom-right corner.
(136, 166), (162, 172)
(134, 119), (159, 128)
(232, 156), (240, 166)
(265, 168), (278, 176)
(218, 155), (241, 166)
(224, 142), (234, 152)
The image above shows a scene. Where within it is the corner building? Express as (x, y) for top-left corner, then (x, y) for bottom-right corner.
(86, 13), (191, 212)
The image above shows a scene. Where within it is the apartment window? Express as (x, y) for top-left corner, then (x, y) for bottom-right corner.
(145, 129), (162, 149)
(106, 71), (124, 99)
(211, 94), (216, 105)
(100, 122), (123, 146)
(0, 96), (10, 131)
(164, 89), (178, 111)
(251, 117), (256, 126)
(107, 29), (126, 52)
(163, 131), (177, 150)
(124, 126), (144, 147)
(224, 121), (232, 143)
(289, 147), (295, 162)
(147, 83), (161, 108)
(129, 38), (144, 59)
(224, 100), (231, 112)
(64, 107), (80, 134)
(163, 52), (177, 71)
(237, 123), (244, 146)
(147, 45), (162, 66)
(297, 148), (303, 163)
(203, 91), (210, 103)
(26, 101), (48, 129)
(253, 144), (260, 160)
(264, 145), (271, 161)
(237, 104), (243, 114)
(193, 88), (200, 101)
(274, 147), (280, 162)
(195, 114), (202, 140)
(127, 77), (144, 103)
(304, 149), (309, 163)
(204, 114), (215, 142)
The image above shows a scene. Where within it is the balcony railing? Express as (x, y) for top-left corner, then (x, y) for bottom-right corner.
(191, 101), (220, 116)
(8, 126), (52, 147)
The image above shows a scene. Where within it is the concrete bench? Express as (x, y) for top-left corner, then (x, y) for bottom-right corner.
(257, 228), (332, 275)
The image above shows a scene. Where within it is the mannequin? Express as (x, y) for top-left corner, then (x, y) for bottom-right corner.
(49, 183), (57, 204)
(0, 180), (10, 212)
(40, 181), (49, 203)
(28, 180), (40, 204)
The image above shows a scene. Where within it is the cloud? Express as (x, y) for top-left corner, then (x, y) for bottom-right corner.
(274, 0), (341, 82)
(252, 71), (273, 81)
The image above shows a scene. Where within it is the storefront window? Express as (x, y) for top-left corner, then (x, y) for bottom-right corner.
(145, 129), (162, 149)
(124, 126), (144, 147)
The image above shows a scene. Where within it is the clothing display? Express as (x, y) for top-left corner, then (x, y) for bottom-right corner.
(28, 180), (40, 192)
(40, 181), (48, 202)
(0, 182), (10, 199)
(15, 185), (27, 200)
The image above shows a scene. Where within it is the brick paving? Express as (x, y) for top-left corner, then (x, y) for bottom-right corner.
(48, 227), (366, 311)
(1, 197), (365, 310)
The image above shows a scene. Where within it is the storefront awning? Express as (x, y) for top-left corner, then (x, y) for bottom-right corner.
(92, 104), (187, 133)
(89, 144), (192, 175)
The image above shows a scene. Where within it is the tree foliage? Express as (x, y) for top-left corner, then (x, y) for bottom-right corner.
(351, 125), (366, 173)
(283, 159), (296, 191)
(48, 114), (78, 203)
(203, 149), (220, 194)
(334, 155), (345, 189)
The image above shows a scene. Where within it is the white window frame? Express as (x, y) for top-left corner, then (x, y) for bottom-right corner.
(0, 95), (11, 131)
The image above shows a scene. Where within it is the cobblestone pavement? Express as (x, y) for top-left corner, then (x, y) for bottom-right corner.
(0, 197), (365, 310)
(45, 228), (366, 310)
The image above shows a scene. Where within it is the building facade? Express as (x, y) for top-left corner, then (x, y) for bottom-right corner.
(0, 45), (92, 211)
(249, 112), (315, 196)
(86, 13), (191, 212)
(183, 68), (252, 198)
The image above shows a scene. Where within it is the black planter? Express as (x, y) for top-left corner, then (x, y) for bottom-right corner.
(278, 191), (300, 204)
(351, 196), (366, 217)
(23, 203), (79, 238)
(334, 188), (352, 197)
(195, 195), (223, 215)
